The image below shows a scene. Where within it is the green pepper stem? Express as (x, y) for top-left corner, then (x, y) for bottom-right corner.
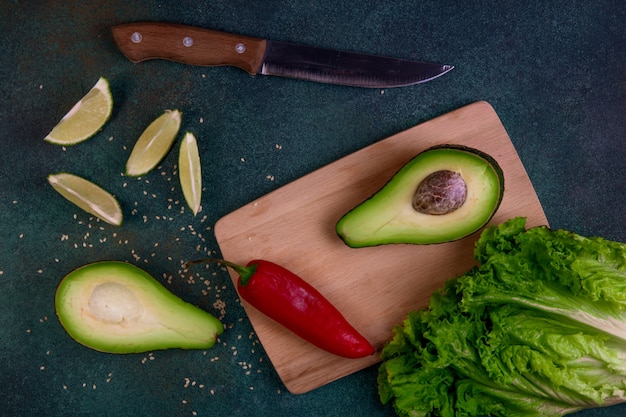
(184, 258), (256, 286)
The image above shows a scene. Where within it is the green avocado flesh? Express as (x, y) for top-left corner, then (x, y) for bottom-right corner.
(336, 145), (504, 247)
(55, 261), (223, 353)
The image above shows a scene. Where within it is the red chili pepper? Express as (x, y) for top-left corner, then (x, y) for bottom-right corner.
(187, 258), (375, 359)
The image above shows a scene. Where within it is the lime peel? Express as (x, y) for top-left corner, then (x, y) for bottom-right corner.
(48, 172), (123, 226)
(126, 109), (182, 177)
(44, 77), (113, 146)
(179, 132), (202, 216)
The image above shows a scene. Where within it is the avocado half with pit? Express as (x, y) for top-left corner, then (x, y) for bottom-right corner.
(55, 261), (223, 353)
(336, 145), (504, 247)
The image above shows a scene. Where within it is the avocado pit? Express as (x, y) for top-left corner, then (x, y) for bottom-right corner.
(89, 282), (143, 324)
(413, 170), (467, 215)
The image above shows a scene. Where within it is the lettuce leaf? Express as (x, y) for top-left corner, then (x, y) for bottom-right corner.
(378, 217), (626, 417)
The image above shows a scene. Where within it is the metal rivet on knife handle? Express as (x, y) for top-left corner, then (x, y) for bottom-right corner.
(183, 37), (194, 47)
(235, 43), (246, 54)
(131, 32), (142, 43)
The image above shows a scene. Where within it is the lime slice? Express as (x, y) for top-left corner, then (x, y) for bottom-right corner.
(44, 77), (113, 146)
(178, 132), (202, 216)
(48, 173), (123, 226)
(126, 109), (182, 177)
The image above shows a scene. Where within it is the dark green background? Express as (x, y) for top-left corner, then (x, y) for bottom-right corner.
(1, 1), (624, 416)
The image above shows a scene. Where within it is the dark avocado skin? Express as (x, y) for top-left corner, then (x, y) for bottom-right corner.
(336, 145), (505, 247)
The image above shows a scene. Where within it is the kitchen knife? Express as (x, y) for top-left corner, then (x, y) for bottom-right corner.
(111, 22), (453, 88)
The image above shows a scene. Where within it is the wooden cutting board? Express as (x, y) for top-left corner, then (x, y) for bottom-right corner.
(214, 101), (548, 394)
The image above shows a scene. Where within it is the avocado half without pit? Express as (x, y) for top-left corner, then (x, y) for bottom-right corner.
(336, 145), (504, 247)
(55, 261), (223, 353)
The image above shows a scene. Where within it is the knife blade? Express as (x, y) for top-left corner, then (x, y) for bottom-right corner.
(111, 22), (453, 88)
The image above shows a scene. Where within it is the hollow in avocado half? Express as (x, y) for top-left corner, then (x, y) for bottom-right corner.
(336, 145), (504, 247)
(55, 261), (223, 353)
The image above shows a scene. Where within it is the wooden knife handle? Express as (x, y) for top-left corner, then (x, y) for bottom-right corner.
(111, 22), (267, 74)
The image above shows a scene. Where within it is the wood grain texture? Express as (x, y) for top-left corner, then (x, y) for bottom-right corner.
(111, 22), (267, 73)
(214, 101), (548, 394)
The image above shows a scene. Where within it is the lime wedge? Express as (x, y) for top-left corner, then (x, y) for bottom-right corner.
(48, 173), (123, 226)
(126, 109), (182, 177)
(44, 77), (113, 146)
(178, 132), (202, 216)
